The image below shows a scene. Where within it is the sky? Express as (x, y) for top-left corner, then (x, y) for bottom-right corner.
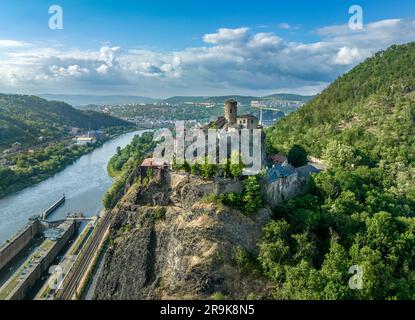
(0, 0), (415, 98)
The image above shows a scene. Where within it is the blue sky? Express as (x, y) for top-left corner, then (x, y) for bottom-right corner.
(0, 0), (414, 97)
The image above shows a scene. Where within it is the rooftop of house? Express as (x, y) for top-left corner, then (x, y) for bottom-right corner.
(266, 163), (320, 183)
(76, 137), (95, 141)
(269, 154), (287, 165)
(266, 165), (292, 183)
(295, 164), (320, 178)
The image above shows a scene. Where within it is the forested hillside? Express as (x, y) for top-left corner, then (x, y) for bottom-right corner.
(267, 42), (415, 162)
(259, 42), (415, 299)
(0, 94), (130, 149)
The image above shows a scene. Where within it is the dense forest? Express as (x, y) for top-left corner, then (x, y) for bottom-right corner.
(258, 42), (415, 299)
(0, 94), (130, 149)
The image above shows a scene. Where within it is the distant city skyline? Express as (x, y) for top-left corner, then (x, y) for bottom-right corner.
(0, 0), (415, 97)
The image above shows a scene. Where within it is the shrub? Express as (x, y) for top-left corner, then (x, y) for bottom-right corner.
(211, 292), (228, 300)
(190, 162), (201, 176)
(154, 206), (167, 220)
(200, 156), (219, 179)
(202, 193), (224, 209)
(233, 245), (261, 274)
(221, 192), (243, 209)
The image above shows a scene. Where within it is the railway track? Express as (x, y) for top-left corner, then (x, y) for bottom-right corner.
(55, 211), (112, 300)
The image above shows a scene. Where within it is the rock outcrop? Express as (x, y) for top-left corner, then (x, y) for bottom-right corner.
(93, 171), (273, 300)
(93, 163), (319, 300)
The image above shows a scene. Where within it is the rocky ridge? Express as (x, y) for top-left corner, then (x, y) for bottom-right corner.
(93, 167), (315, 300)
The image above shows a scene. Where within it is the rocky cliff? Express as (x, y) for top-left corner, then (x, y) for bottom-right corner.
(93, 171), (274, 300)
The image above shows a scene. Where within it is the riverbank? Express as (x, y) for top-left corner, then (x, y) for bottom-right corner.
(0, 126), (137, 200)
(0, 144), (97, 200)
(103, 132), (155, 209)
(0, 130), (144, 244)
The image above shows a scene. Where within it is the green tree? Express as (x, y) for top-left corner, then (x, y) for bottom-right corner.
(323, 141), (361, 169)
(229, 151), (244, 178)
(182, 161), (191, 173)
(258, 220), (291, 281)
(219, 158), (231, 178)
(200, 156), (218, 179)
(287, 144), (308, 168)
(320, 239), (352, 300)
(277, 260), (324, 300)
(242, 176), (264, 214)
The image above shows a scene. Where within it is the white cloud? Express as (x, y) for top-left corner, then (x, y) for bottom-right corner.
(334, 47), (361, 65)
(278, 22), (291, 29)
(248, 33), (282, 48)
(203, 27), (249, 44)
(96, 64), (109, 74)
(0, 18), (415, 96)
(49, 65), (89, 77)
(99, 46), (120, 67)
(0, 40), (30, 48)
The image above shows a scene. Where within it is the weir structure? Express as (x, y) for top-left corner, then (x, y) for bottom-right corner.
(0, 194), (66, 273)
(42, 194), (65, 220)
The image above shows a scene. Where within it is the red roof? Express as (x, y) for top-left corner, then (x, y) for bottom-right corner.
(269, 154), (287, 165)
(141, 158), (169, 168)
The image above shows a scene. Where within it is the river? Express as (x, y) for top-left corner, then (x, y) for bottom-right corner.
(0, 130), (144, 244)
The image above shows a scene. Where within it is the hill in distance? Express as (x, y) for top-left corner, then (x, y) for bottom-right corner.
(39, 93), (313, 107)
(0, 94), (131, 149)
(38, 94), (159, 106)
(163, 93), (313, 105)
(262, 93), (314, 102)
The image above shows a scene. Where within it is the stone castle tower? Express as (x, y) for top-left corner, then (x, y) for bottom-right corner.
(224, 99), (237, 125)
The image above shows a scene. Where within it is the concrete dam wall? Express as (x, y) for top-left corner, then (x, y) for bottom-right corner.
(0, 220), (43, 272)
(1, 220), (77, 300)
